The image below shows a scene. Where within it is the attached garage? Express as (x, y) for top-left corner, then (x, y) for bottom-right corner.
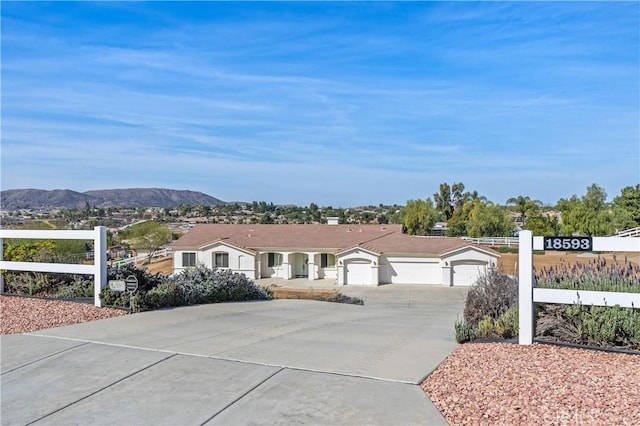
(345, 259), (372, 285)
(381, 256), (440, 284)
(443, 246), (498, 286)
(451, 262), (486, 286)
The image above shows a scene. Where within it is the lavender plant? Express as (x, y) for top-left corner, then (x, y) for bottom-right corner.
(534, 255), (640, 293)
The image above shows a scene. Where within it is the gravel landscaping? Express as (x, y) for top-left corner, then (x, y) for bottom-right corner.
(423, 342), (640, 426)
(0, 295), (127, 335)
(2, 295), (638, 425)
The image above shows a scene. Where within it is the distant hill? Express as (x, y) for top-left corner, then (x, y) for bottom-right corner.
(0, 188), (225, 210)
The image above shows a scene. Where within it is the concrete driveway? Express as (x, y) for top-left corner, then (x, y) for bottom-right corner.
(1, 285), (467, 425)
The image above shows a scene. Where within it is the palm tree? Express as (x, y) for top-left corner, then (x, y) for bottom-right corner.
(466, 190), (489, 204)
(506, 195), (542, 226)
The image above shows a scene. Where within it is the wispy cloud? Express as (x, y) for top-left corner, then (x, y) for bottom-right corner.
(1, 2), (638, 206)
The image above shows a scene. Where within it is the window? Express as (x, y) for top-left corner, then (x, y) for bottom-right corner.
(182, 252), (196, 267)
(213, 252), (229, 268)
(321, 253), (335, 268)
(268, 252), (282, 267)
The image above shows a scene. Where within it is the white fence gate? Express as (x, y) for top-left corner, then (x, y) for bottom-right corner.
(518, 230), (640, 345)
(0, 226), (107, 307)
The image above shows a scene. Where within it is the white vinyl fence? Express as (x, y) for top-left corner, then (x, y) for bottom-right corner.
(461, 236), (519, 246)
(110, 247), (172, 267)
(518, 230), (640, 345)
(0, 227), (107, 307)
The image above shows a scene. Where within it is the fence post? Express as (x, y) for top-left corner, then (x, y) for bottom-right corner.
(518, 230), (534, 345)
(94, 226), (107, 307)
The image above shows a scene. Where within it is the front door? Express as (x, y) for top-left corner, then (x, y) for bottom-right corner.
(294, 253), (309, 278)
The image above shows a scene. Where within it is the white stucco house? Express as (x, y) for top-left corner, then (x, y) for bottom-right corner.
(171, 224), (499, 286)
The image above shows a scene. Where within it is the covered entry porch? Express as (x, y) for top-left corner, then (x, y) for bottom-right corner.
(257, 251), (338, 281)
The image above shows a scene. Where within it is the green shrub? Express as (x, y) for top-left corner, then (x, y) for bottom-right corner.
(455, 319), (476, 343)
(100, 264), (165, 309)
(476, 316), (496, 338)
(566, 304), (640, 348)
(101, 266), (273, 312)
(495, 246), (518, 254)
(463, 267), (518, 326)
(169, 267), (273, 306)
(54, 276), (94, 298)
(144, 282), (184, 309)
(496, 307), (519, 338)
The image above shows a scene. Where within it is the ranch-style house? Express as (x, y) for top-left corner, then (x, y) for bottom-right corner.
(171, 223), (499, 286)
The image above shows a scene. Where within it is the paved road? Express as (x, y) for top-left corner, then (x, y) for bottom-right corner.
(1, 285), (468, 425)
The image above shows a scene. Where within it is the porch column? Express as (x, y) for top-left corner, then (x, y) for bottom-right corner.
(307, 252), (316, 280)
(256, 258), (262, 279)
(282, 252), (291, 280)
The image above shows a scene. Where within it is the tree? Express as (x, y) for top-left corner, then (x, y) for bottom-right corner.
(434, 183), (453, 220)
(434, 182), (467, 220)
(524, 209), (558, 236)
(260, 213), (274, 224)
(612, 184), (640, 231)
(402, 199), (438, 235)
(127, 221), (172, 263)
(465, 190), (488, 203)
(451, 182), (466, 212)
(466, 200), (514, 237)
(506, 195), (542, 226)
(557, 184), (613, 236)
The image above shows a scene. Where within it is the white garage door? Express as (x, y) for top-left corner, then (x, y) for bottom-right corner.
(387, 262), (439, 284)
(346, 260), (371, 285)
(452, 263), (484, 286)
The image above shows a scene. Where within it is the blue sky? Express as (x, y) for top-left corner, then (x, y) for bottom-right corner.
(1, 2), (638, 207)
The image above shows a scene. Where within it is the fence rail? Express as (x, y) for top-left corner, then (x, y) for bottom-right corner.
(615, 227), (640, 237)
(110, 248), (172, 267)
(461, 236), (519, 246)
(0, 227), (107, 307)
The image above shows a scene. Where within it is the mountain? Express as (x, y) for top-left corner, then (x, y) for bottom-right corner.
(0, 188), (225, 210)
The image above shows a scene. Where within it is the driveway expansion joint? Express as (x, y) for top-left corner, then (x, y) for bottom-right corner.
(24, 353), (178, 426)
(198, 367), (285, 425)
(1, 339), (89, 375)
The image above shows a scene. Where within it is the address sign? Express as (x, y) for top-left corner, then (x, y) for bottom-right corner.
(543, 236), (593, 252)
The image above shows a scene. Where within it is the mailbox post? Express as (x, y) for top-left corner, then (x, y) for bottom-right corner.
(125, 275), (139, 312)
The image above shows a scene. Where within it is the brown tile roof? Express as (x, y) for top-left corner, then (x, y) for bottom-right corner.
(172, 224), (402, 251)
(172, 224), (498, 257)
(357, 232), (498, 256)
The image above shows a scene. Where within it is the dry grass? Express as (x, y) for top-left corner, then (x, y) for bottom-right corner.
(137, 256), (173, 275)
(498, 251), (640, 275)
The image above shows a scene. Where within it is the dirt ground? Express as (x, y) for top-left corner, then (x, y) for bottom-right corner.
(140, 256), (173, 275)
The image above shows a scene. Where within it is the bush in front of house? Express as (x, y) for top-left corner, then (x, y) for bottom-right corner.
(167, 266), (273, 307)
(101, 265), (273, 312)
(100, 263), (165, 309)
